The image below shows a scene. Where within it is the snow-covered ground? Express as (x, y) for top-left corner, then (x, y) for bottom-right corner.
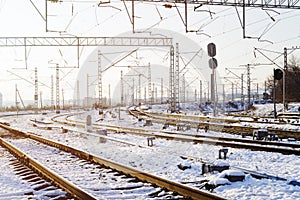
(0, 107), (299, 200)
(0, 145), (67, 199)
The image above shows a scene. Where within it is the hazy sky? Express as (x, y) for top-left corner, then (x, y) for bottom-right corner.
(0, 0), (299, 105)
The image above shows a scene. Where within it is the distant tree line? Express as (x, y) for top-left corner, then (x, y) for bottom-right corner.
(265, 55), (300, 104)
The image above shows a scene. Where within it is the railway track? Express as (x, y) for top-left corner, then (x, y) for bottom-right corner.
(56, 113), (300, 156)
(3, 111), (299, 199)
(0, 143), (71, 199)
(0, 121), (224, 200)
(52, 112), (300, 192)
(132, 108), (300, 140)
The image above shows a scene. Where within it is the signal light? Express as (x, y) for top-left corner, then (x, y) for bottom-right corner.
(274, 68), (283, 80)
(207, 43), (216, 57)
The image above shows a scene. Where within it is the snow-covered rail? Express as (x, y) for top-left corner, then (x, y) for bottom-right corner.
(0, 137), (94, 199)
(0, 142), (70, 199)
(0, 122), (224, 200)
(57, 113), (300, 156)
(132, 109), (300, 140)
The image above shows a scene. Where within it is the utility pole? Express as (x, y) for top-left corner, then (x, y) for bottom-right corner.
(98, 50), (102, 110)
(223, 84), (225, 113)
(256, 83), (259, 99)
(283, 47), (287, 110)
(247, 64), (251, 105)
(77, 80), (80, 107)
(264, 81), (267, 93)
(86, 74), (89, 107)
(148, 63), (152, 106)
(182, 75), (185, 110)
(132, 79), (135, 105)
(15, 84), (18, 110)
(40, 91), (43, 109)
(120, 71), (124, 106)
(62, 88), (65, 110)
(34, 67), (38, 114)
(169, 45), (175, 112)
(152, 83), (155, 104)
(51, 75), (54, 110)
(108, 84), (111, 108)
(207, 82), (210, 102)
(273, 69), (277, 118)
(199, 80), (202, 103)
(161, 78), (163, 104)
(231, 82), (234, 101)
(241, 74), (244, 108)
(155, 87), (157, 104)
(55, 64), (60, 113)
(138, 74), (141, 105)
(175, 43), (180, 111)
(15, 85), (25, 109)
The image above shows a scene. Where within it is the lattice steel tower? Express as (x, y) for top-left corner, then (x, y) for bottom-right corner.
(98, 50), (102, 109)
(56, 64), (60, 112)
(34, 67), (38, 114)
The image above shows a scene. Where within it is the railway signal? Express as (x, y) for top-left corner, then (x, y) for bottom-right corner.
(274, 68), (283, 80)
(207, 43), (218, 116)
(273, 68), (283, 118)
(207, 43), (216, 58)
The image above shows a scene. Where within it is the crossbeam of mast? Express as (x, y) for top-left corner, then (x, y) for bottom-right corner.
(0, 37), (172, 47)
(124, 0), (299, 36)
(131, 0), (300, 9)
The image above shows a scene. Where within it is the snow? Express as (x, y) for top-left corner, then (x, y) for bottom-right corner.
(208, 177), (230, 186)
(218, 170), (245, 178)
(1, 106), (300, 199)
(0, 146), (67, 199)
(213, 160), (230, 167)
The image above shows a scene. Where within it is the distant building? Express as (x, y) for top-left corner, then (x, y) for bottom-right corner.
(0, 92), (2, 108)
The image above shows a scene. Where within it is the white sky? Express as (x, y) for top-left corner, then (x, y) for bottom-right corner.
(0, 0), (299, 105)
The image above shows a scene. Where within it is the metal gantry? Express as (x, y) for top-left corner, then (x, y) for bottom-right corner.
(0, 36), (172, 68)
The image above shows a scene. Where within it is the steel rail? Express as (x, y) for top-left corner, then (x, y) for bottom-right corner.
(0, 138), (96, 200)
(140, 109), (300, 126)
(57, 113), (300, 182)
(0, 122), (224, 200)
(52, 114), (300, 156)
(135, 109), (300, 140)
(53, 113), (300, 184)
